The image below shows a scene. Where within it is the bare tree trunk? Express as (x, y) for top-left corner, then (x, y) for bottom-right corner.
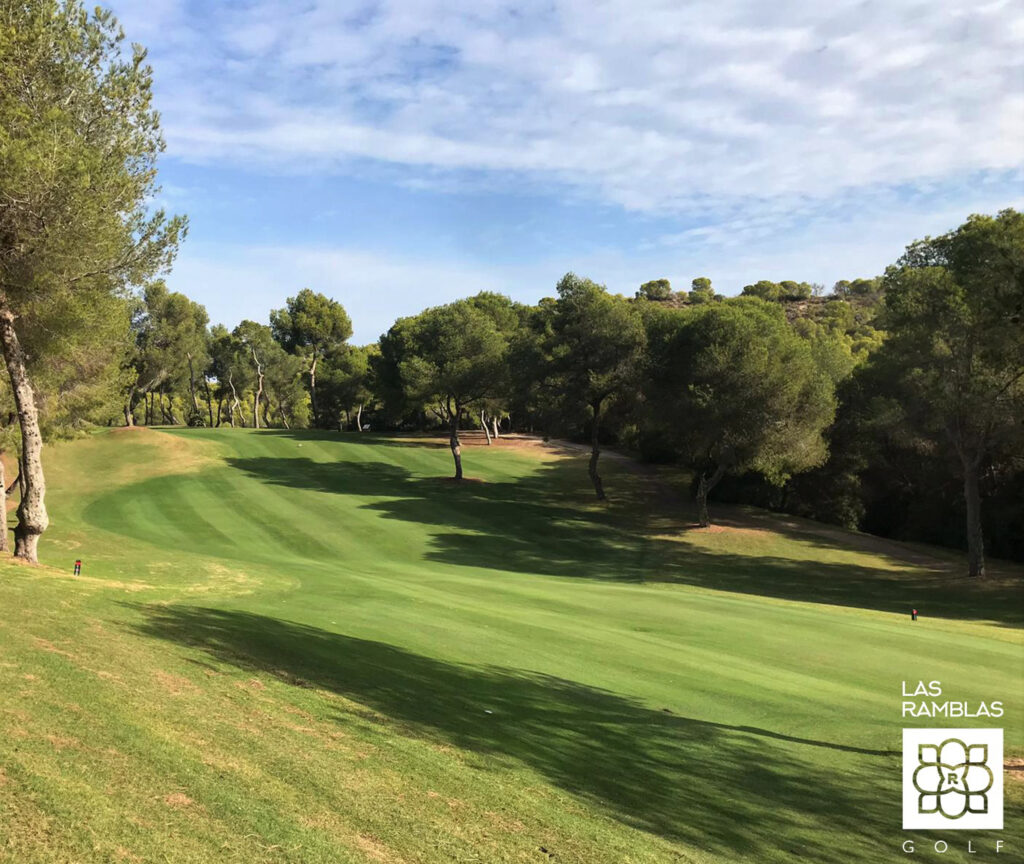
(696, 463), (727, 528)
(278, 405), (291, 429)
(588, 400), (606, 500)
(492, 416), (500, 439)
(228, 375), (239, 428)
(202, 376), (215, 427)
(251, 347), (264, 430)
(481, 409), (492, 445)
(0, 308), (48, 562)
(356, 403), (364, 432)
(449, 402), (463, 480)
(0, 453), (8, 553)
(186, 353), (200, 415)
(124, 385), (137, 427)
(309, 354), (319, 428)
(262, 395), (272, 429)
(963, 462), (986, 578)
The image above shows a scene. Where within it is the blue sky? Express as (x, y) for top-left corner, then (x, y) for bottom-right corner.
(110, 0), (1024, 343)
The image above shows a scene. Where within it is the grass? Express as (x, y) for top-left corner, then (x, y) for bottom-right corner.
(0, 426), (1020, 863)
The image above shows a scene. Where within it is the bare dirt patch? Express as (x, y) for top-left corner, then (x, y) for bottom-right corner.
(355, 833), (399, 862)
(34, 638), (76, 659)
(163, 792), (194, 808)
(154, 670), (197, 695)
(45, 734), (80, 751)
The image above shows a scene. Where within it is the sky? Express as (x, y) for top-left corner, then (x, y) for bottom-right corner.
(109, 0), (1024, 344)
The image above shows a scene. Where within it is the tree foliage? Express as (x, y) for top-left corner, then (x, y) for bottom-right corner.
(0, 0), (185, 560)
(645, 299), (835, 525)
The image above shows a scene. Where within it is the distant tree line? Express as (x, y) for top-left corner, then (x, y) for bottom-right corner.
(1, 3), (1021, 578)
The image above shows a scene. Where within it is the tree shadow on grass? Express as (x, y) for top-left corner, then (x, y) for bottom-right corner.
(130, 604), (899, 862)
(223, 455), (1024, 624)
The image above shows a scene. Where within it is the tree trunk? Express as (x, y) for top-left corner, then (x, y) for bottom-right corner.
(588, 401), (606, 500)
(696, 463), (727, 528)
(963, 462), (987, 578)
(124, 385), (137, 427)
(202, 376), (215, 427)
(228, 375), (239, 428)
(0, 307), (48, 562)
(449, 404), (463, 480)
(251, 347), (264, 430)
(278, 405), (291, 429)
(356, 403), (363, 432)
(309, 354), (318, 428)
(186, 353), (200, 415)
(481, 410), (492, 445)
(262, 395), (272, 429)
(0, 453), (8, 554)
(492, 416), (500, 439)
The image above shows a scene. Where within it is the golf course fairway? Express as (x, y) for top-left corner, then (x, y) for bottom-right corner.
(0, 427), (1020, 863)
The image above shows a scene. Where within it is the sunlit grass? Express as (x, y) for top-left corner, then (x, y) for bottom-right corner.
(0, 427), (1020, 863)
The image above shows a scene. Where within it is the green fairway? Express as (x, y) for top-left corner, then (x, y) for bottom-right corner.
(0, 427), (1020, 863)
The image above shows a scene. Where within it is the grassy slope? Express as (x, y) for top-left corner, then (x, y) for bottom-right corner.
(0, 427), (1020, 864)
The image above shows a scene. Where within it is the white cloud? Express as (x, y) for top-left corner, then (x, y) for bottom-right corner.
(109, 0), (1023, 214)
(167, 178), (1023, 345)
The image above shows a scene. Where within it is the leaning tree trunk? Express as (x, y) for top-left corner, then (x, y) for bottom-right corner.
(356, 403), (364, 432)
(588, 400), (606, 501)
(962, 460), (987, 578)
(481, 410), (492, 445)
(449, 405), (463, 480)
(696, 463), (727, 528)
(492, 415), (500, 439)
(0, 308), (49, 562)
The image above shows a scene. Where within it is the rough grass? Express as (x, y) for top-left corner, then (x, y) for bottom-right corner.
(0, 427), (1020, 863)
